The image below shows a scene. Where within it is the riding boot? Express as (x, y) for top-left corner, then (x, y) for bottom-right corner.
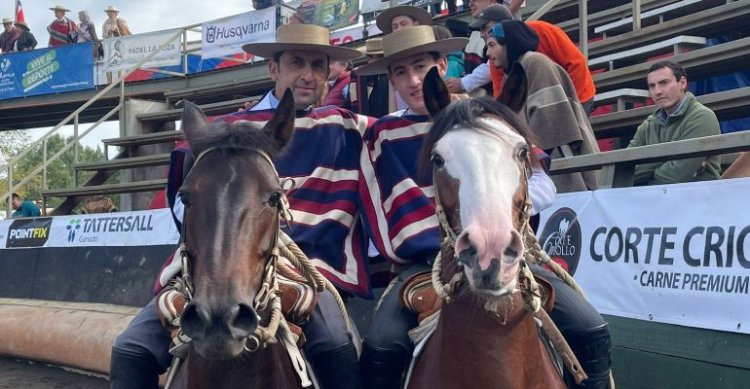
(567, 324), (612, 389)
(359, 343), (410, 389)
(109, 348), (160, 389)
(308, 342), (363, 389)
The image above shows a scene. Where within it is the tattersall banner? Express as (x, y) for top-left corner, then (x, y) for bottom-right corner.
(201, 8), (276, 59)
(0, 43), (94, 100)
(103, 29), (181, 71)
(538, 178), (750, 334)
(1, 210), (179, 248)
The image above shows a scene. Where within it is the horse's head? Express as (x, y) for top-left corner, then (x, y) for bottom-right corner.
(421, 66), (534, 298)
(177, 91), (295, 360)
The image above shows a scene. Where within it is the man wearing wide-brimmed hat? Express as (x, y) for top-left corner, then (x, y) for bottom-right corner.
(47, 5), (77, 47)
(354, 25), (474, 389)
(102, 5), (132, 38)
(375, 5), (433, 34)
(14, 21), (37, 51)
(111, 24), (367, 389)
(0, 17), (21, 53)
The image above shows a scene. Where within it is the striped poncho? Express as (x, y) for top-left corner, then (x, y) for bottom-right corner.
(47, 17), (77, 47)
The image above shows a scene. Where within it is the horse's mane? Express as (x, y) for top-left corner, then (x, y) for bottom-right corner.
(189, 119), (284, 158)
(418, 97), (540, 176)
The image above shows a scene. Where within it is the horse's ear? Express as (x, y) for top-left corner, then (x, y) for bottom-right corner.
(180, 100), (209, 146)
(423, 67), (451, 118)
(263, 89), (295, 149)
(497, 63), (527, 113)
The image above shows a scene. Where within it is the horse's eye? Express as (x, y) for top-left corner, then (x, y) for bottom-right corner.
(267, 191), (282, 207)
(517, 146), (529, 161)
(179, 192), (191, 208)
(431, 154), (445, 168)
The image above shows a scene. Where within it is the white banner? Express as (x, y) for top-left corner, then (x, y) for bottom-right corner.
(201, 8), (276, 59)
(3, 209), (179, 248)
(330, 24), (382, 46)
(539, 178), (750, 334)
(103, 29), (182, 71)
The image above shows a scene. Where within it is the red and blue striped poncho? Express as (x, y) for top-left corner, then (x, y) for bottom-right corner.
(162, 93), (376, 297)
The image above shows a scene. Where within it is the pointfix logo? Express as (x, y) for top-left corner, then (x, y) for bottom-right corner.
(539, 207), (582, 276)
(6, 218), (52, 248)
(66, 219), (82, 242)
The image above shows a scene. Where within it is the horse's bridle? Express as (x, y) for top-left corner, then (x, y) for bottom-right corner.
(176, 146), (292, 352)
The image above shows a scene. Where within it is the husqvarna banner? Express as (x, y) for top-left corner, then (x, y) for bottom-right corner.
(201, 8), (276, 59)
(1, 209), (179, 248)
(103, 29), (182, 71)
(539, 178), (750, 334)
(0, 43), (94, 100)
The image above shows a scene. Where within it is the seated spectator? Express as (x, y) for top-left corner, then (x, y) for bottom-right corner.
(432, 25), (464, 79)
(0, 17), (21, 54)
(81, 195), (118, 213)
(628, 60), (721, 185)
(13, 21), (36, 51)
(376, 5), (433, 34)
(47, 5), (77, 47)
(11, 193), (41, 218)
(485, 20), (600, 192)
(324, 60), (353, 109)
(102, 6), (132, 38)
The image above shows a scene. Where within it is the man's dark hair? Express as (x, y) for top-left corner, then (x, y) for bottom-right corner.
(11, 193), (20, 201)
(648, 60), (687, 81)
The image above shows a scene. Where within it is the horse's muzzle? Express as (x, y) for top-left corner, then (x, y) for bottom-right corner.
(180, 300), (260, 359)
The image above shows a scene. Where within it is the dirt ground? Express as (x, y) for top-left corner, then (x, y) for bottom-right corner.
(0, 357), (108, 389)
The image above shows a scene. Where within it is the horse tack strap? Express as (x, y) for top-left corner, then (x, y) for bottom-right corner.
(533, 309), (588, 385)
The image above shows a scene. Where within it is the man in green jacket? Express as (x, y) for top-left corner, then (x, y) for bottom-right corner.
(628, 60), (721, 185)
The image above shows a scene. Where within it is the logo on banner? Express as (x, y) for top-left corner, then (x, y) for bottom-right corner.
(22, 50), (61, 92)
(204, 21), (271, 43)
(66, 219), (82, 242)
(6, 218), (52, 248)
(539, 207), (582, 275)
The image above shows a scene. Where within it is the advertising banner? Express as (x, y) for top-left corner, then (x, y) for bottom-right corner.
(201, 8), (276, 59)
(1, 209), (179, 248)
(361, 0), (441, 15)
(103, 29), (181, 71)
(538, 178), (750, 334)
(0, 43), (94, 100)
(292, 0), (361, 30)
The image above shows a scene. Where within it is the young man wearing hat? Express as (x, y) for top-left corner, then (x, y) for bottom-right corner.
(102, 5), (132, 38)
(110, 24), (367, 389)
(13, 21), (37, 51)
(469, 4), (596, 113)
(375, 5), (433, 34)
(0, 18), (21, 53)
(47, 5), (77, 47)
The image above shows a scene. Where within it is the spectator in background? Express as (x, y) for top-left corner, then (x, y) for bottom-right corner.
(13, 21), (37, 51)
(324, 60), (353, 109)
(432, 25), (464, 79)
(467, 4), (596, 113)
(11, 193), (41, 218)
(0, 18), (21, 54)
(375, 5), (433, 34)
(628, 60), (721, 185)
(47, 5), (77, 47)
(77, 10), (102, 58)
(102, 6), (132, 38)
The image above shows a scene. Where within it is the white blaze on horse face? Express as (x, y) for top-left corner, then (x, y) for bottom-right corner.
(435, 118), (526, 293)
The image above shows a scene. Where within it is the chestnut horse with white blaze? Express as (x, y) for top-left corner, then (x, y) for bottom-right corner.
(404, 68), (569, 389)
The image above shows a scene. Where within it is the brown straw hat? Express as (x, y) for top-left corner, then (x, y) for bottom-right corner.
(14, 20), (29, 30)
(103, 5), (121, 13)
(242, 24), (362, 61)
(354, 25), (468, 76)
(364, 37), (384, 56)
(2, 18), (13, 24)
(49, 5), (71, 12)
(376, 6), (433, 34)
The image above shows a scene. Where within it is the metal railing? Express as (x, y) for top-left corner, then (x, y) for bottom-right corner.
(2, 28), (186, 217)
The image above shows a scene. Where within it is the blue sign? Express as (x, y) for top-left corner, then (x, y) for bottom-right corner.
(0, 42), (94, 100)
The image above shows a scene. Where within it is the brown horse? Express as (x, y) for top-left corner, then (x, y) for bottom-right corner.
(168, 91), (306, 389)
(404, 68), (567, 389)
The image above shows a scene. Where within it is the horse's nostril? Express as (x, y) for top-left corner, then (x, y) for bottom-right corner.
(227, 302), (259, 339)
(180, 303), (209, 340)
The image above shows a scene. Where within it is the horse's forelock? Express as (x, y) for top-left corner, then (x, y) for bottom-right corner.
(419, 97), (539, 177)
(189, 120), (282, 158)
